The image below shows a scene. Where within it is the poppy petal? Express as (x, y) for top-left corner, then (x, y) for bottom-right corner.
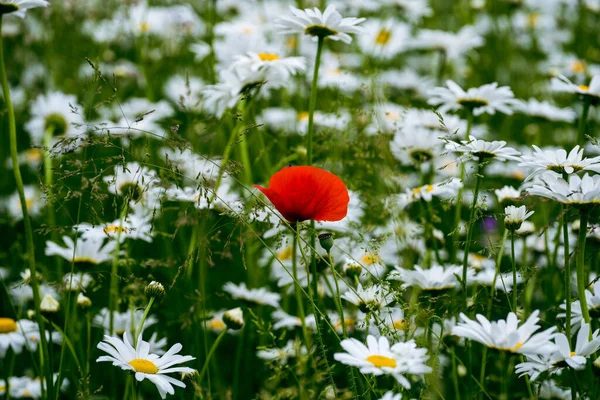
(255, 166), (350, 222)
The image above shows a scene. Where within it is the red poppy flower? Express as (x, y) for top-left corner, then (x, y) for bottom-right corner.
(254, 166), (350, 223)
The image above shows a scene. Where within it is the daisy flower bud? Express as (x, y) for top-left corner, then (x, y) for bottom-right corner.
(77, 293), (92, 309)
(504, 205), (534, 231)
(145, 281), (165, 299)
(223, 307), (244, 330)
(40, 293), (60, 314)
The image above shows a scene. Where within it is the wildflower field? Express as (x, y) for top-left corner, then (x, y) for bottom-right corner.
(2, 0), (600, 399)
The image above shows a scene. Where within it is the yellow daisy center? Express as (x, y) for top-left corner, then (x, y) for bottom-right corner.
(242, 27), (253, 35)
(0, 318), (18, 334)
(457, 97), (489, 108)
(361, 253), (380, 265)
(25, 199), (34, 209)
(375, 29), (392, 46)
(104, 225), (128, 234)
(425, 185), (435, 193)
(140, 22), (150, 33)
(277, 246), (293, 261)
(26, 148), (43, 163)
(510, 342), (523, 352)
(527, 13), (539, 27)
(579, 85), (590, 92)
(258, 53), (279, 62)
(393, 320), (409, 330)
(412, 187), (422, 195)
(571, 60), (586, 74)
(570, 351), (576, 357)
(129, 358), (159, 374)
(286, 37), (297, 49)
(385, 111), (400, 121)
(23, 391), (31, 397)
(366, 355), (397, 368)
(297, 111), (309, 121)
(209, 319), (226, 330)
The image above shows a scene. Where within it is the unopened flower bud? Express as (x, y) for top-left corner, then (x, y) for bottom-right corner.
(145, 281), (165, 299)
(77, 293), (92, 309)
(318, 232), (334, 252)
(223, 307), (244, 330)
(27, 309), (36, 319)
(181, 369), (199, 383)
(344, 261), (362, 280)
(40, 294), (60, 314)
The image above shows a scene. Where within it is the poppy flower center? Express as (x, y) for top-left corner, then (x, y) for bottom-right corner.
(375, 29), (392, 46)
(258, 53), (279, 62)
(0, 318), (18, 334)
(366, 355), (397, 368)
(129, 359), (159, 374)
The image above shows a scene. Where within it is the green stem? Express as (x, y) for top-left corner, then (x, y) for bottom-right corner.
(1, 16), (53, 399)
(461, 160), (483, 306)
(109, 202), (129, 335)
(292, 225), (311, 351)
(198, 328), (228, 383)
(306, 36), (324, 166)
(134, 297), (155, 346)
(577, 209), (590, 324)
(452, 111), (473, 262)
(511, 231), (517, 312)
(43, 126), (60, 276)
(577, 99), (591, 145)
(563, 204), (572, 343)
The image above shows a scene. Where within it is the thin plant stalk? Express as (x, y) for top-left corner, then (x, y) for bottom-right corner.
(292, 225), (311, 351)
(577, 209), (590, 324)
(511, 231), (518, 312)
(577, 99), (591, 145)
(134, 296), (156, 347)
(306, 35), (324, 166)
(461, 160), (483, 305)
(563, 204), (572, 343)
(0, 16), (54, 398)
(198, 328), (229, 383)
(452, 110), (473, 262)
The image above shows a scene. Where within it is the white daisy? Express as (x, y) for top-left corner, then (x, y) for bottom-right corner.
(223, 282), (281, 308)
(551, 74), (600, 100)
(45, 236), (116, 265)
(527, 173), (600, 205)
(333, 335), (431, 389)
(341, 284), (395, 312)
(62, 273), (93, 291)
(0, 0), (49, 18)
(409, 26), (483, 59)
(504, 205), (534, 231)
(357, 19), (409, 59)
(428, 80), (520, 116)
(96, 332), (194, 399)
(4, 184), (44, 221)
(231, 52), (306, 82)
(257, 340), (307, 366)
(378, 391), (402, 400)
(446, 136), (521, 162)
(515, 98), (576, 122)
(0, 318), (37, 357)
(452, 310), (558, 357)
(389, 264), (467, 291)
(519, 145), (600, 181)
(494, 185), (522, 203)
(275, 5), (365, 44)
(103, 162), (160, 201)
(558, 280), (600, 330)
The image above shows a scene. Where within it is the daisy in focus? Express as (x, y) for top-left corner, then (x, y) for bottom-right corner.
(276, 5), (365, 44)
(96, 333), (194, 399)
(428, 80), (520, 116)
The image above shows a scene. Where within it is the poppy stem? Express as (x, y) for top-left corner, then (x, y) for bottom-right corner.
(292, 225), (311, 352)
(306, 36), (324, 166)
(0, 16), (54, 399)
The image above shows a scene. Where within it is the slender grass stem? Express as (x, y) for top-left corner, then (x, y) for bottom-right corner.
(1, 16), (53, 398)
(577, 99), (591, 145)
(563, 204), (572, 343)
(577, 209), (590, 324)
(461, 160), (483, 307)
(198, 328), (228, 383)
(306, 36), (324, 166)
(134, 297), (155, 346)
(511, 231), (517, 312)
